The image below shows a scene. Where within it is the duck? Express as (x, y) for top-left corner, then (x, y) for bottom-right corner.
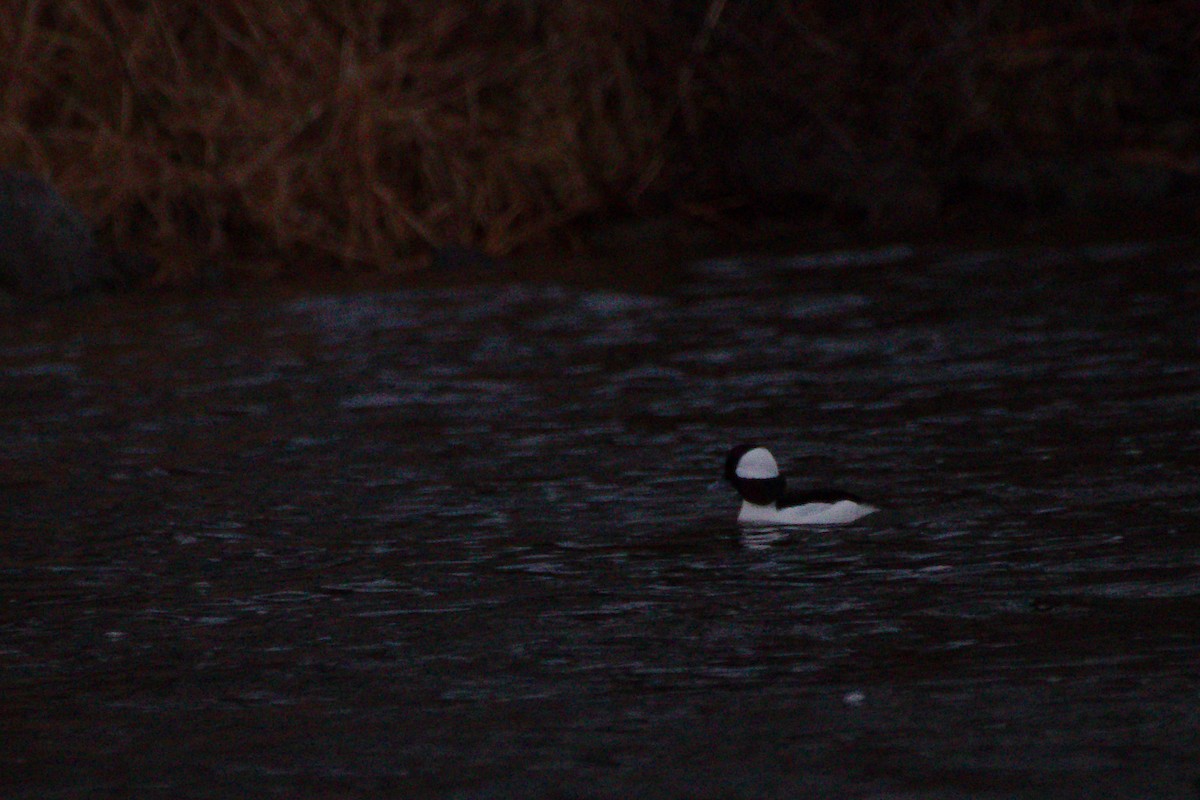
(723, 444), (878, 525)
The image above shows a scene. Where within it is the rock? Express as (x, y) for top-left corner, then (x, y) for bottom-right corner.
(0, 169), (153, 297)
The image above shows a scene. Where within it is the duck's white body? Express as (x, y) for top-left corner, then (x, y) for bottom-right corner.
(737, 498), (878, 526)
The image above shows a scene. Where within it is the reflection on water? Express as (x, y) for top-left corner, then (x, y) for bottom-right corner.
(2, 243), (1199, 797)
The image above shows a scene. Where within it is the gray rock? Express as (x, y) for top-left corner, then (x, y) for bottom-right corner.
(0, 169), (149, 297)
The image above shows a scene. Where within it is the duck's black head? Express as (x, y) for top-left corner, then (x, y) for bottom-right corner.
(724, 444), (785, 506)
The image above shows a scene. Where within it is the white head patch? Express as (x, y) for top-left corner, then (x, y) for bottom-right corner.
(736, 447), (779, 479)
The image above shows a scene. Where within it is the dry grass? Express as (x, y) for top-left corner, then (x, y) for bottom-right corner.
(0, 0), (677, 281)
(1, 0), (1196, 284)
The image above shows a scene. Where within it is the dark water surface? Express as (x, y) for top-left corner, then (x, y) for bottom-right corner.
(3, 243), (1199, 798)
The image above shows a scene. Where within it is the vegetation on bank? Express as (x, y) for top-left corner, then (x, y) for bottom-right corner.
(1, 0), (1196, 285)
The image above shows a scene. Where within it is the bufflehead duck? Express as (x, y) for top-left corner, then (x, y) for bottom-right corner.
(723, 444), (878, 525)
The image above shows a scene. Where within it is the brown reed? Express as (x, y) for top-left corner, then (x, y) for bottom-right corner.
(1, 0), (1195, 285)
(0, 0), (679, 282)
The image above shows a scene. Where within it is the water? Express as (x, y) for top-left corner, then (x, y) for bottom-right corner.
(2, 242), (1199, 798)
